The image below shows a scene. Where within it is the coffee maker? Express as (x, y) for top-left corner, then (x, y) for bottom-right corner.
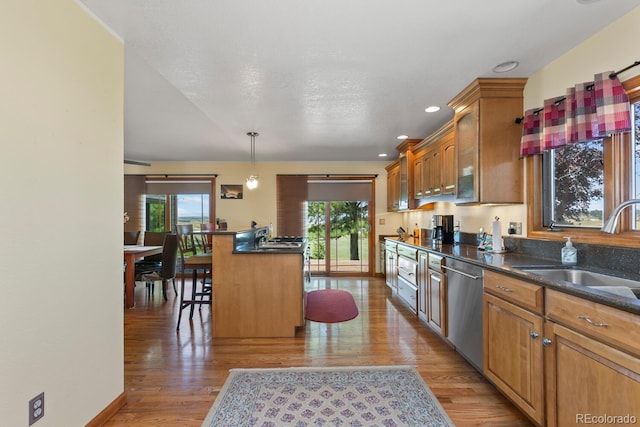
(431, 215), (455, 244)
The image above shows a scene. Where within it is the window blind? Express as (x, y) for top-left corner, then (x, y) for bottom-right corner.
(307, 180), (372, 201)
(145, 180), (213, 195)
(276, 175), (308, 237)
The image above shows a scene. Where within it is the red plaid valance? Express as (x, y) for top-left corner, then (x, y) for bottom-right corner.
(519, 72), (631, 157)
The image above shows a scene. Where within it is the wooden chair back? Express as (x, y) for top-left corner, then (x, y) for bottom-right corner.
(175, 224), (198, 256)
(142, 231), (168, 262)
(124, 231), (141, 245)
(160, 234), (179, 280)
(199, 223), (216, 252)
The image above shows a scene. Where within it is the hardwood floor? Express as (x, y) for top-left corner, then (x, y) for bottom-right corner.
(105, 277), (533, 426)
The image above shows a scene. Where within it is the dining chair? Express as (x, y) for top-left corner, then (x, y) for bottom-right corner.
(139, 233), (179, 301)
(176, 226), (212, 329)
(176, 224), (199, 255)
(124, 230), (141, 245)
(199, 223), (216, 253)
(134, 231), (178, 296)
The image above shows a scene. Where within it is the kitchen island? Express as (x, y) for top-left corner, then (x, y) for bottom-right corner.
(210, 227), (306, 338)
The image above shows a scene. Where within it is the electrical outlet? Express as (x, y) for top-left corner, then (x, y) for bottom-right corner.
(29, 392), (44, 425)
(508, 222), (522, 235)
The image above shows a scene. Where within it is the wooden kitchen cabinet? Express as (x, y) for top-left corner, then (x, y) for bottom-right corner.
(440, 131), (456, 194)
(483, 270), (545, 426)
(417, 251), (447, 337)
(448, 78), (527, 204)
(386, 161), (400, 211)
(386, 139), (420, 211)
(412, 121), (455, 201)
(544, 289), (640, 427)
(413, 155), (424, 199)
(427, 266), (447, 336)
(384, 240), (398, 291)
(485, 272), (640, 427)
(425, 146), (441, 197)
(417, 251), (428, 322)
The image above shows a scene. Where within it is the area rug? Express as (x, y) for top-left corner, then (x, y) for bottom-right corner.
(305, 289), (359, 323)
(201, 365), (454, 427)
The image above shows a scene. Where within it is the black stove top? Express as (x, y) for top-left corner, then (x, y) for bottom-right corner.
(269, 236), (305, 243)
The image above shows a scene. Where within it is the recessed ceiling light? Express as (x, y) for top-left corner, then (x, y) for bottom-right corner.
(425, 106), (441, 113)
(378, 153), (388, 157)
(492, 61), (519, 73)
(397, 135), (409, 140)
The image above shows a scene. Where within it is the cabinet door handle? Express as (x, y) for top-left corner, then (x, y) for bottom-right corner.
(495, 285), (513, 293)
(542, 338), (552, 346)
(530, 332), (539, 339)
(577, 315), (608, 328)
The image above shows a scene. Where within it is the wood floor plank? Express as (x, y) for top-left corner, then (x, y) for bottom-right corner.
(104, 277), (533, 426)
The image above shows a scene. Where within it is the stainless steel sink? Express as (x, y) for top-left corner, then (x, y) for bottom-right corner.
(521, 268), (640, 299)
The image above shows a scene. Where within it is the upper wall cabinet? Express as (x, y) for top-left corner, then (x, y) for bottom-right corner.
(386, 160), (400, 211)
(448, 78), (527, 205)
(387, 139), (420, 211)
(413, 121), (455, 203)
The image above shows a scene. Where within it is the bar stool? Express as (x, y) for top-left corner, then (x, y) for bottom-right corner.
(176, 225), (212, 329)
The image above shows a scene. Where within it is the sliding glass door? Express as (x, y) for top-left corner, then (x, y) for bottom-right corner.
(307, 201), (370, 275)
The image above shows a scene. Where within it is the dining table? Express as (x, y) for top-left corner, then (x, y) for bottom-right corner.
(123, 245), (163, 308)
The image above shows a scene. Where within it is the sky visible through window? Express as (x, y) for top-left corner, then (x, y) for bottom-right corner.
(176, 194), (209, 223)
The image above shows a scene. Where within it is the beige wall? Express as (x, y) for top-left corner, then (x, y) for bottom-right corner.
(126, 161), (393, 231)
(0, 1), (124, 425)
(125, 161), (397, 272)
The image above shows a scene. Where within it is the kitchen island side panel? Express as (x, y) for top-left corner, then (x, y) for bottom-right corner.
(212, 234), (304, 337)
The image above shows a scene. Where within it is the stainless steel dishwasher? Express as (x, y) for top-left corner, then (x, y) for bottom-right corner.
(442, 258), (484, 372)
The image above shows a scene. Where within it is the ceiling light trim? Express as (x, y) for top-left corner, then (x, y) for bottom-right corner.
(492, 61), (519, 73)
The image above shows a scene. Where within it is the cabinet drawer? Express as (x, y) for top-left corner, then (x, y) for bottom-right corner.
(397, 245), (417, 260)
(546, 289), (640, 357)
(484, 270), (544, 314)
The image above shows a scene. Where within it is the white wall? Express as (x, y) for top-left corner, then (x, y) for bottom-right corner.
(0, 1), (124, 425)
(406, 5), (640, 239)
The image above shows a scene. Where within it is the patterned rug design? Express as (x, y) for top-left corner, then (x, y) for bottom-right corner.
(202, 366), (454, 427)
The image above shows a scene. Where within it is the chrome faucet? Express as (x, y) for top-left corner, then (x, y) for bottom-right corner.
(601, 199), (640, 234)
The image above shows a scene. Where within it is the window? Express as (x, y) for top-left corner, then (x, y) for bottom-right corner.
(633, 102), (640, 230)
(542, 139), (604, 228)
(527, 76), (640, 247)
(171, 194), (210, 230)
(143, 177), (215, 232)
(145, 194), (166, 232)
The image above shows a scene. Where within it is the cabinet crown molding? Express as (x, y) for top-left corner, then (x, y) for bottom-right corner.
(448, 78), (528, 114)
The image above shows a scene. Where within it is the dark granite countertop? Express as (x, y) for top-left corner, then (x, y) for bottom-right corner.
(385, 237), (640, 315)
(233, 246), (306, 255)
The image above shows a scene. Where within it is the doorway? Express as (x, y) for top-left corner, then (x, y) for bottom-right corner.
(307, 200), (371, 275)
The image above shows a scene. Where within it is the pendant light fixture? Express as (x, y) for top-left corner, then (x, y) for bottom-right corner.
(246, 131), (259, 190)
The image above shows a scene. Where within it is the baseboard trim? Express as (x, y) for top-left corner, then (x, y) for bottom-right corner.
(86, 391), (127, 427)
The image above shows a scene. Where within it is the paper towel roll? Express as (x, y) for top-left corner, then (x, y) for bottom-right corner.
(492, 218), (503, 252)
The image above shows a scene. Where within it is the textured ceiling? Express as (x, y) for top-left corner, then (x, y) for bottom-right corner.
(79, 0), (640, 162)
